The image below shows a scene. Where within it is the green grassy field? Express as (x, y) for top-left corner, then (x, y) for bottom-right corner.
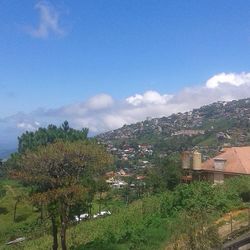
(0, 179), (42, 246)
(0, 180), (128, 250)
(2, 195), (171, 250)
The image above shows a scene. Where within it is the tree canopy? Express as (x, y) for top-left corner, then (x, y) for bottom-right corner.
(146, 155), (182, 193)
(18, 121), (88, 153)
(12, 140), (113, 250)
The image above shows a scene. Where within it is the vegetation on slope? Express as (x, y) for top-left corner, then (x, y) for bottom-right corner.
(0, 179), (44, 245)
(1, 177), (249, 250)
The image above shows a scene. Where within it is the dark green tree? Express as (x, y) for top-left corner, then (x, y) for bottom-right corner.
(147, 155), (182, 193)
(96, 178), (110, 213)
(17, 121), (88, 153)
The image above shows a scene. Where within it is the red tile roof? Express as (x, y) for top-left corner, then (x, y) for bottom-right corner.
(201, 146), (250, 175)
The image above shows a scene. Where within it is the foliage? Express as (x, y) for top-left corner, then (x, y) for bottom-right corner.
(22, 195), (166, 250)
(160, 181), (242, 218)
(224, 176), (250, 202)
(11, 140), (113, 250)
(185, 212), (221, 250)
(18, 121), (88, 153)
(68, 190), (94, 221)
(16, 178), (245, 250)
(146, 154), (182, 193)
(13, 140), (112, 191)
(5, 121), (89, 175)
(0, 179), (43, 245)
(2, 153), (21, 175)
(1, 176), (248, 250)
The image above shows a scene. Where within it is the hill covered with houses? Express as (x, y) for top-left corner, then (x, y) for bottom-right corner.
(97, 98), (250, 162)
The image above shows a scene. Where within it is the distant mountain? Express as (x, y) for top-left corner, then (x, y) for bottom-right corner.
(0, 148), (16, 159)
(97, 98), (250, 157)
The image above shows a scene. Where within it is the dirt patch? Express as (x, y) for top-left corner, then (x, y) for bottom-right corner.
(216, 208), (249, 225)
(165, 209), (250, 249)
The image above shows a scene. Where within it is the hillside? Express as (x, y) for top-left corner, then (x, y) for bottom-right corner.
(97, 98), (250, 159)
(3, 178), (250, 250)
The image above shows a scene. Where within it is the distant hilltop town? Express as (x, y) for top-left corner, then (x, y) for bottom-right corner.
(97, 98), (250, 163)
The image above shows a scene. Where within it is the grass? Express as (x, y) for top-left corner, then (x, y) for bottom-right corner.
(0, 179), (40, 246)
(21, 219), (172, 250)
(1, 195), (170, 250)
(18, 210), (192, 250)
(0, 180), (128, 250)
(1, 178), (249, 250)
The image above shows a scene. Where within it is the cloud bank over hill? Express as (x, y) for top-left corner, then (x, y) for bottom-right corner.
(1, 72), (250, 148)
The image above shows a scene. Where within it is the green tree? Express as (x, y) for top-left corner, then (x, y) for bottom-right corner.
(96, 178), (110, 213)
(164, 158), (182, 190)
(147, 155), (182, 193)
(17, 121), (88, 153)
(11, 140), (113, 250)
(224, 176), (250, 202)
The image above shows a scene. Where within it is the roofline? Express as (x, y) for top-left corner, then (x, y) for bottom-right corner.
(196, 169), (250, 176)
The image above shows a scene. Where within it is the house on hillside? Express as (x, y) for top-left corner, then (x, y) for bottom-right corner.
(105, 178), (128, 188)
(182, 146), (250, 184)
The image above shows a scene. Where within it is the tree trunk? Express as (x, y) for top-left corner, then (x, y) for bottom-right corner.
(60, 217), (67, 250)
(60, 202), (68, 250)
(89, 203), (92, 217)
(40, 203), (44, 221)
(13, 201), (18, 222)
(51, 215), (58, 250)
(98, 192), (102, 213)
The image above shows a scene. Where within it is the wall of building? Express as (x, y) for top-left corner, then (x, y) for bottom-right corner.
(213, 172), (224, 184)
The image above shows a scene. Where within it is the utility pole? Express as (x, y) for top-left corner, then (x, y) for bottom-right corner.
(248, 207), (250, 228)
(230, 212), (233, 233)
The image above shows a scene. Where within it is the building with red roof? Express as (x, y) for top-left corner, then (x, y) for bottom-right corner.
(182, 147), (250, 184)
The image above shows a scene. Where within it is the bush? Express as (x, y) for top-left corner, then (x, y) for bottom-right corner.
(21, 180), (247, 250)
(160, 181), (242, 217)
(224, 176), (250, 203)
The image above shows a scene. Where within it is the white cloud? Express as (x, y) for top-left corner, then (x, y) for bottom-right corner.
(206, 72), (250, 88)
(17, 121), (40, 131)
(86, 94), (114, 110)
(34, 121), (40, 126)
(126, 90), (172, 106)
(57, 94), (114, 117)
(1, 72), (250, 146)
(125, 94), (143, 106)
(26, 1), (65, 38)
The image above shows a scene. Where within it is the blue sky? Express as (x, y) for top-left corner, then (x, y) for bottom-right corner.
(1, 0), (250, 150)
